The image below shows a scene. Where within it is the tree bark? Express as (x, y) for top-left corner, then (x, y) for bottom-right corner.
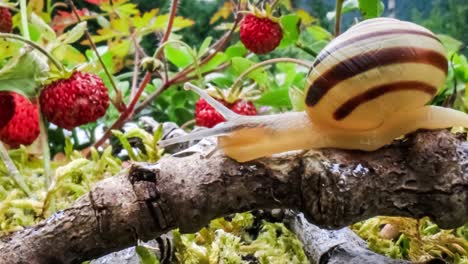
(285, 212), (409, 264)
(0, 130), (467, 264)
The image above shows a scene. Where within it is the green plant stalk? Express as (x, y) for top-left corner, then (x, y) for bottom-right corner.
(230, 58), (313, 96)
(152, 40), (202, 82)
(335, 0), (345, 36)
(38, 111), (51, 188)
(295, 42), (318, 57)
(0, 142), (33, 197)
(0, 33), (64, 71)
(19, 0), (30, 41)
(66, 0), (124, 112)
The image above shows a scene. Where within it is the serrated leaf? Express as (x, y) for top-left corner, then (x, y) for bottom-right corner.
(0, 52), (48, 98)
(358, 0), (384, 19)
(279, 14), (301, 48)
(152, 15), (195, 32)
(164, 43), (194, 68)
(136, 246), (160, 264)
(56, 22), (87, 45)
(257, 88), (291, 107)
(209, 2), (234, 25)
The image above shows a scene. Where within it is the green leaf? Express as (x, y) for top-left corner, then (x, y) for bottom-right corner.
(52, 45), (86, 67)
(306, 25), (332, 41)
(231, 57), (268, 85)
(30, 13), (56, 42)
(289, 86), (305, 111)
(164, 43), (194, 68)
(0, 39), (23, 60)
(199, 53), (227, 73)
(225, 42), (248, 58)
(437, 34), (463, 55)
(279, 14), (301, 48)
(358, 0), (384, 19)
(326, 0), (359, 20)
(0, 52), (48, 98)
(56, 22), (87, 45)
(257, 88), (291, 108)
(136, 246), (160, 264)
(198, 36), (213, 58)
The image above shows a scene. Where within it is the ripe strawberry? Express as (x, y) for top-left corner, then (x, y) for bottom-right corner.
(239, 14), (283, 54)
(195, 98), (257, 128)
(0, 7), (13, 33)
(231, 100), (257, 116)
(0, 92), (40, 147)
(39, 72), (110, 130)
(195, 98), (227, 128)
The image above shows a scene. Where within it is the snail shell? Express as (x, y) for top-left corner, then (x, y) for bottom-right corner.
(305, 18), (448, 130)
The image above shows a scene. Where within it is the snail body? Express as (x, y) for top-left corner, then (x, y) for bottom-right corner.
(159, 18), (468, 162)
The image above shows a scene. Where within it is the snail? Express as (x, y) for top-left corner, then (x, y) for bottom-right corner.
(159, 17), (468, 162)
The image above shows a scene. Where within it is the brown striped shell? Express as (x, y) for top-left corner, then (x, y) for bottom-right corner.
(305, 18), (448, 130)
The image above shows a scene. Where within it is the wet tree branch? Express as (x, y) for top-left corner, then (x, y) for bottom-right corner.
(0, 130), (467, 264)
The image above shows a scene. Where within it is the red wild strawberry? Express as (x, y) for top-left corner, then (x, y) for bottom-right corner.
(195, 98), (257, 128)
(40, 72), (110, 130)
(195, 98), (227, 128)
(231, 100), (257, 116)
(239, 14), (283, 54)
(0, 7), (13, 33)
(0, 92), (40, 147)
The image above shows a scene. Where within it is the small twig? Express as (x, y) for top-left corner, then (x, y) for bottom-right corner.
(335, 0), (345, 37)
(0, 142), (33, 197)
(130, 31), (140, 99)
(66, 0), (125, 112)
(159, 0), (179, 54)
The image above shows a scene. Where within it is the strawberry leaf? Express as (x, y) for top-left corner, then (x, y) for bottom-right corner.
(0, 52), (49, 98)
(136, 245), (160, 264)
(279, 14), (301, 48)
(164, 43), (194, 68)
(56, 22), (87, 45)
(358, 0), (384, 19)
(257, 88), (291, 108)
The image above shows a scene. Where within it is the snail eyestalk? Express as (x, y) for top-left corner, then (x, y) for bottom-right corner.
(184, 83), (239, 120)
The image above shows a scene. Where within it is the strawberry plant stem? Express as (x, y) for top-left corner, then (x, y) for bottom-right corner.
(38, 111), (51, 188)
(230, 58), (313, 96)
(0, 33), (64, 72)
(19, 0), (30, 40)
(295, 42), (318, 57)
(66, 0), (125, 112)
(0, 142), (33, 197)
(335, 0), (345, 36)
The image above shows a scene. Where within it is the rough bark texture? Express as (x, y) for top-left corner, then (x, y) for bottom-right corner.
(285, 212), (409, 264)
(0, 130), (467, 264)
